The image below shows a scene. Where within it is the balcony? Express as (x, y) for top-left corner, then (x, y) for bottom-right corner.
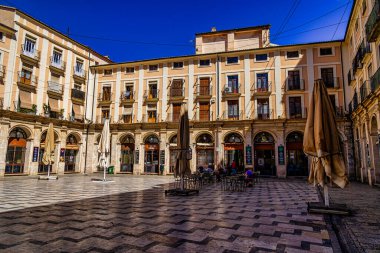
(360, 41), (372, 62)
(221, 110), (243, 120)
(47, 81), (63, 98)
(119, 114), (133, 124)
(285, 78), (305, 91)
(17, 71), (38, 92)
(370, 66), (380, 92)
(73, 67), (86, 81)
(120, 91), (135, 105)
(96, 116), (112, 124)
(360, 81), (371, 103)
(98, 92), (112, 105)
(348, 101), (353, 115)
(169, 87), (185, 102)
(251, 82), (272, 97)
(144, 89), (159, 103)
(352, 92), (359, 112)
(68, 113), (84, 123)
(49, 57), (66, 75)
(14, 101), (36, 115)
(252, 109), (274, 120)
(142, 113), (159, 123)
(334, 106), (345, 119)
(195, 85), (212, 101)
(288, 107), (307, 119)
(71, 89), (85, 104)
(322, 77), (340, 89)
(0, 65), (5, 82)
(365, 0), (380, 42)
(167, 113), (181, 122)
(20, 44), (40, 64)
(352, 56), (364, 75)
(193, 111), (213, 121)
(222, 84), (241, 99)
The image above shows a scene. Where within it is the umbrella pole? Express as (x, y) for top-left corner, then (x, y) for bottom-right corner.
(48, 163), (50, 177)
(323, 184), (330, 207)
(103, 165), (106, 181)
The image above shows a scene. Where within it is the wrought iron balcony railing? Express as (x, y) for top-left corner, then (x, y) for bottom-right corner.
(47, 81), (63, 94)
(50, 56), (66, 72)
(286, 78), (305, 91)
(21, 44), (40, 61)
(71, 89), (86, 101)
(365, 0), (380, 42)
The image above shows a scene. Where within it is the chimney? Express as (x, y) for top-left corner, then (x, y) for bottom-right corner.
(211, 27), (217, 32)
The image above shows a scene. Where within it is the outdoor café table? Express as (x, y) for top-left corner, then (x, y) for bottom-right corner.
(224, 175), (245, 191)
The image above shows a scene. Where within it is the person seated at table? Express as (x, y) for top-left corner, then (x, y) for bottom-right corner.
(245, 169), (254, 187)
(198, 166), (204, 173)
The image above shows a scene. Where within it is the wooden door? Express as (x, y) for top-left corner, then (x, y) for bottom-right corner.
(199, 102), (210, 121)
(173, 103), (181, 122)
(199, 78), (210, 95)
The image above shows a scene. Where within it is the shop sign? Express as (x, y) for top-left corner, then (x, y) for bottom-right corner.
(32, 147), (39, 162)
(278, 145), (285, 165)
(245, 145), (252, 165)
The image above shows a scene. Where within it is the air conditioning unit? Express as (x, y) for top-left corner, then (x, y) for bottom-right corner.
(225, 87), (232, 93)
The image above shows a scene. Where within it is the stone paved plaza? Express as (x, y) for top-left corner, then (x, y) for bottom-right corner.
(0, 176), (338, 253)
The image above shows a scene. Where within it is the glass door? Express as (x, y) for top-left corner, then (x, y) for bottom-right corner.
(64, 149), (77, 172)
(144, 150), (159, 173)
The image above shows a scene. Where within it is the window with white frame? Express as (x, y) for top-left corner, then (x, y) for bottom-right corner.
(255, 53), (268, 62)
(148, 64), (158, 71)
(319, 47), (333, 56)
(173, 62), (183, 69)
(286, 51), (299, 59)
(123, 83), (134, 99)
(125, 67), (134, 73)
(199, 59), (210, 66)
(226, 56), (239, 64)
(52, 49), (62, 67)
(23, 36), (36, 55)
(75, 59), (84, 74)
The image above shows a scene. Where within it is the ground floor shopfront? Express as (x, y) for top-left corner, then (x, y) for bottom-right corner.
(0, 115), (354, 179)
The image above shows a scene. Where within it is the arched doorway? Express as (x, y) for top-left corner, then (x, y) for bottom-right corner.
(286, 131), (308, 176)
(120, 135), (134, 173)
(224, 133), (244, 171)
(196, 133), (214, 170)
(39, 131), (58, 173)
(5, 127), (28, 174)
(169, 134), (177, 174)
(370, 117), (380, 183)
(254, 132), (276, 176)
(65, 134), (80, 172)
(144, 135), (159, 174)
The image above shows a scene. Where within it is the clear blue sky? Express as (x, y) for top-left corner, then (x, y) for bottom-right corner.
(1, 0), (353, 62)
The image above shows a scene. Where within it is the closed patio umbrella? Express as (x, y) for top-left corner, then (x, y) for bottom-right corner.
(303, 79), (348, 206)
(42, 123), (55, 178)
(174, 106), (191, 189)
(97, 118), (111, 181)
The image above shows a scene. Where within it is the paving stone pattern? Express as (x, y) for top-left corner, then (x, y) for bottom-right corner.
(329, 183), (380, 253)
(0, 177), (334, 253)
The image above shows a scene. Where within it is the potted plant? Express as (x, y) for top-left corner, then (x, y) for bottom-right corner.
(59, 108), (65, 119)
(31, 104), (37, 114)
(43, 103), (50, 116)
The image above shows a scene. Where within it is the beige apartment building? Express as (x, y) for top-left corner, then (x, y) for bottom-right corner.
(0, 5), (355, 179)
(343, 0), (380, 185)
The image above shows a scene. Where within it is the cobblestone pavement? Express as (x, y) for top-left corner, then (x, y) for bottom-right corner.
(0, 177), (335, 253)
(329, 182), (380, 253)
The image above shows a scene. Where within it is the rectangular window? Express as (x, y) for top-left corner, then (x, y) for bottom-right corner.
(287, 70), (301, 90)
(23, 36), (36, 56)
(125, 67), (134, 73)
(257, 98), (270, 119)
(173, 62), (183, 69)
(104, 69), (112, 75)
(227, 75), (239, 93)
(199, 102), (210, 121)
(123, 84), (134, 99)
(102, 86), (112, 101)
(286, 51), (299, 59)
(321, 68), (334, 88)
(256, 73), (269, 90)
(148, 110), (157, 123)
(52, 50), (62, 66)
(227, 100), (239, 120)
(170, 79), (183, 97)
(75, 60), (83, 73)
(255, 54), (268, 61)
(199, 59), (210, 66)
(148, 81), (158, 98)
(289, 97), (302, 119)
(226, 56), (239, 64)
(148, 64), (158, 71)
(320, 47), (333, 56)
(199, 77), (211, 96)
(101, 108), (110, 119)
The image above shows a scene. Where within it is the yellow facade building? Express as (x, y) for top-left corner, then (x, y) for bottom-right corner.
(0, 4), (356, 179)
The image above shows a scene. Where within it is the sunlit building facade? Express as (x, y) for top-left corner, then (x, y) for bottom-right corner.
(0, 5), (354, 178)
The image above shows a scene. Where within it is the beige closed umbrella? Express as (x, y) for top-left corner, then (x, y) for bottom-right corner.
(174, 106), (192, 189)
(97, 118), (111, 181)
(42, 123), (55, 177)
(303, 79), (348, 206)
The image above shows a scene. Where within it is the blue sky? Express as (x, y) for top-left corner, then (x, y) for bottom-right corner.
(1, 0), (353, 62)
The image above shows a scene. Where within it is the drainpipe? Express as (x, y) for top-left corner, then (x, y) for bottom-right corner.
(83, 49), (92, 174)
(215, 54), (220, 167)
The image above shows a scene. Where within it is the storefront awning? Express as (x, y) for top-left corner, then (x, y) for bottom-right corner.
(48, 98), (59, 112)
(19, 90), (32, 109)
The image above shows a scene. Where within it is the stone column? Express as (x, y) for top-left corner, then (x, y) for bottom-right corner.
(276, 129), (286, 178)
(58, 129), (67, 175)
(0, 122), (10, 176)
(134, 130), (142, 175)
(29, 126), (41, 175)
(243, 126), (253, 170)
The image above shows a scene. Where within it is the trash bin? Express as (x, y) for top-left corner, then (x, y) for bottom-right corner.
(107, 166), (114, 174)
